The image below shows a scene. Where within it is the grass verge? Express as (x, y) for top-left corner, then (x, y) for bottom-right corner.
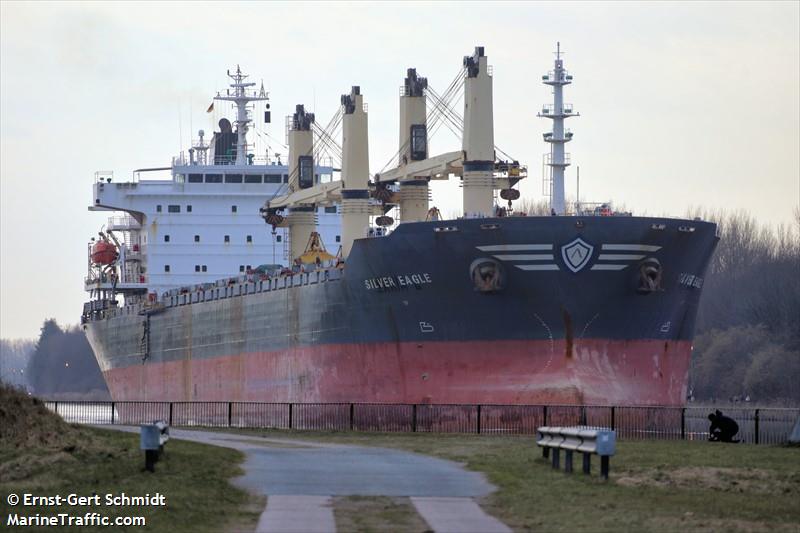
(333, 496), (430, 533)
(211, 428), (800, 532)
(0, 388), (261, 532)
(0, 427), (262, 532)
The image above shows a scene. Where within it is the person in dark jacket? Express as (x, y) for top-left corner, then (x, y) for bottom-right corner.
(708, 410), (740, 442)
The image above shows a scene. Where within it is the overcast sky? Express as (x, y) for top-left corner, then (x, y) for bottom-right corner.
(1, 1), (798, 340)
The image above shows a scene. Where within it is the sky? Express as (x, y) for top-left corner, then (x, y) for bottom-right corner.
(1, 1), (798, 340)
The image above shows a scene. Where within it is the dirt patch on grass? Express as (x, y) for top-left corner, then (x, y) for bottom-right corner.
(333, 495), (431, 533)
(616, 466), (799, 495)
(649, 514), (800, 532)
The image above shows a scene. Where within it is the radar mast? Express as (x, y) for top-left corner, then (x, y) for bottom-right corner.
(214, 65), (269, 165)
(538, 42), (578, 215)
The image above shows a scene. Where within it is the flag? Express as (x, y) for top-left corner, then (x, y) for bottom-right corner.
(206, 102), (214, 113)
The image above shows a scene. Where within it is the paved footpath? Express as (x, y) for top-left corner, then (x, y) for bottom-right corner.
(106, 427), (510, 533)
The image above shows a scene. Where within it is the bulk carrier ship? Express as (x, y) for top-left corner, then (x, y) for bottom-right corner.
(82, 46), (718, 406)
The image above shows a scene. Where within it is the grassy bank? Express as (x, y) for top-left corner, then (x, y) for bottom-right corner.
(217, 429), (800, 532)
(0, 388), (260, 532)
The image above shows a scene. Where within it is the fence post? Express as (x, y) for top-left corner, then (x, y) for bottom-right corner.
(476, 405), (482, 434)
(680, 407), (686, 440)
(54, 401), (58, 415)
(754, 409), (760, 445)
(543, 405), (548, 427)
(349, 403), (355, 431)
(111, 402), (115, 425)
(610, 406), (616, 431)
(169, 403), (173, 426)
(228, 402), (233, 428)
(412, 404), (417, 433)
(288, 403), (293, 429)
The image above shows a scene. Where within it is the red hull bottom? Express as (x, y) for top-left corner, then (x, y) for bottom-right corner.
(103, 339), (691, 406)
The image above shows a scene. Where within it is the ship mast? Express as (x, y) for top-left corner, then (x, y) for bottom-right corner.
(539, 42), (578, 215)
(214, 65), (269, 165)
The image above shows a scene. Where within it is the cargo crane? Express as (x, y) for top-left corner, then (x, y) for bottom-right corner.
(263, 46), (527, 261)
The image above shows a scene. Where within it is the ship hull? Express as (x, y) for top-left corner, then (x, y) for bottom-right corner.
(84, 216), (718, 406)
(100, 339), (692, 405)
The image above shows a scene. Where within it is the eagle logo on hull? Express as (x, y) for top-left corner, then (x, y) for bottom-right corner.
(561, 237), (594, 273)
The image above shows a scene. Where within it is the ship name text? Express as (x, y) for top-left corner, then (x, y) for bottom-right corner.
(364, 273), (432, 291)
(678, 273), (704, 289)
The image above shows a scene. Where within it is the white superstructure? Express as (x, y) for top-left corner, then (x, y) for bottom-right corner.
(86, 67), (339, 301)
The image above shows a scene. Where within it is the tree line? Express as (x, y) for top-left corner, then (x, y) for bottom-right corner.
(0, 338), (35, 389)
(23, 319), (110, 400)
(689, 208), (799, 403)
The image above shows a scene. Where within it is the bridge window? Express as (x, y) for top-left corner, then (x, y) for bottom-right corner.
(224, 235), (230, 243)
(265, 174), (282, 183)
(283, 174), (289, 183)
(276, 235), (282, 242)
(225, 174), (243, 183)
(164, 235), (170, 243)
(245, 174), (262, 183)
(202, 265), (207, 272)
(239, 265), (245, 272)
(195, 265), (200, 272)
(325, 206), (337, 214)
(246, 235), (253, 243)
(156, 205), (162, 212)
(231, 205), (238, 213)
(205, 174), (222, 183)
(188, 174), (203, 183)
(164, 265), (170, 272)
(194, 235), (200, 242)
(187, 205), (193, 212)
(168, 205), (180, 213)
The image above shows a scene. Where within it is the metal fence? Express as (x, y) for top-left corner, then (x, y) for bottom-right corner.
(43, 401), (800, 445)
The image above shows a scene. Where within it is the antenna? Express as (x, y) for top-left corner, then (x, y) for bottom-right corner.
(178, 103), (183, 153)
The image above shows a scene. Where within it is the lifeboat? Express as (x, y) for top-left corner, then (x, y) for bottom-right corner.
(91, 240), (118, 265)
